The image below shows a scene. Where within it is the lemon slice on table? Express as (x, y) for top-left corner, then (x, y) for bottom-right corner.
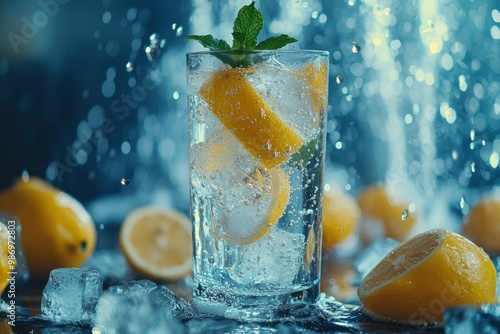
(358, 228), (498, 325)
(199, 67), (304, 169)
(119, 206), (192, 280)
(211, 167), (291, 246)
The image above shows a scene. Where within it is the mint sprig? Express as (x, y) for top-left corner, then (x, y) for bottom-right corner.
(187, 1), (297, 67)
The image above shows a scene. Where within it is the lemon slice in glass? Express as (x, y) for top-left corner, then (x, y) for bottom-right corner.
(200, 67), (304, 168)
(210, 167), (291, 246)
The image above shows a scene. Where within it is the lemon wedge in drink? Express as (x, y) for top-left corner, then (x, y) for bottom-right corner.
(301, 62), (328, 114)
(210, 167), (291, 246)
(199, 67), (303, 169)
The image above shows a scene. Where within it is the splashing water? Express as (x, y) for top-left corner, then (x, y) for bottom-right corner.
(145, 33), (166, 62)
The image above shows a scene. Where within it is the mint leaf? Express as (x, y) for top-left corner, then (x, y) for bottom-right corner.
(256, 35), (298, 50)
(186, 35), (230, 51)
(290, 138), (319, 164)
(232, 1), (263, 50)
(186, 1), (297, 67)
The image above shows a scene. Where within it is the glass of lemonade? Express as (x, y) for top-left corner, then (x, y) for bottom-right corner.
(187, 50), (329, 321)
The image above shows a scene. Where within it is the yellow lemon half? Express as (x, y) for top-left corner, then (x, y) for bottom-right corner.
(358, 228), (498, 325)
(119, 206), (192, 280)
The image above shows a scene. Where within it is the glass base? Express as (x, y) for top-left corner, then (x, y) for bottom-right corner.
(192, 281), (320, 322)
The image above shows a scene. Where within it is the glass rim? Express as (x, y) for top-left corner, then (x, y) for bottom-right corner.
(186, 49), (329, 57)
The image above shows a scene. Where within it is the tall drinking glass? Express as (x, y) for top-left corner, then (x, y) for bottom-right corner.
(187, 50), (329, 321)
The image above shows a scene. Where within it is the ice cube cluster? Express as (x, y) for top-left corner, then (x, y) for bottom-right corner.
(40, 267), (191, 333)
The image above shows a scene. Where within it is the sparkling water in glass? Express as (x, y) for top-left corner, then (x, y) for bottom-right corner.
(187, 50), (329, 321)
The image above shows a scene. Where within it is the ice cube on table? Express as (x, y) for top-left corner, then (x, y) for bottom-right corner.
(444, 304), (500, 334)
(41, 268), (103, 324)
(354, 238), (400, 279)
(93, 280), (187, 334)
(229, 228), (305, 286)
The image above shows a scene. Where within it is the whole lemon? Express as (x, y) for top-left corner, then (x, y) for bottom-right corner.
(322, 189), (360, 251)
(462, 198), (500, 254)
(357, 185), (417, 242)
(0, 177), (96, 280)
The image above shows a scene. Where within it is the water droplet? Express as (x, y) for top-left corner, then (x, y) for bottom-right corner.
(352, 42), (361, 53)
(121, 178), (130, 186)
(145, 46), (159, 62)
(149, 33), (159, 44)
(460, 195), (466, 209)
(335, 75), (343, 84)
(401, 209), (408, 221)
(175, 26), (183, 37)
(125, 61), (134, 72)
(21, 169), (30, 182)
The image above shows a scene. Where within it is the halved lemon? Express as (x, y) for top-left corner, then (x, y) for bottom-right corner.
(211, 167), (291, 245)
(119, 206), (192, 280)
(358, 228), (498, 325)
(199, 67), (304, 168)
